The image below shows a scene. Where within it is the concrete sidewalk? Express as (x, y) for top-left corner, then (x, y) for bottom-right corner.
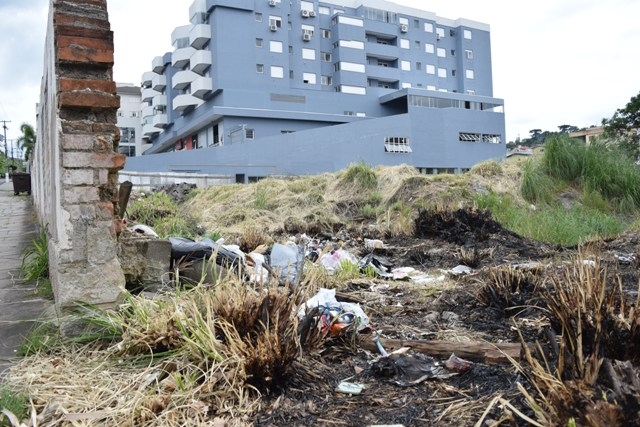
(0, 179), (51, 375)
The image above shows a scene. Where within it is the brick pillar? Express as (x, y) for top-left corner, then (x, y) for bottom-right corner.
(34, 0), (125, 311)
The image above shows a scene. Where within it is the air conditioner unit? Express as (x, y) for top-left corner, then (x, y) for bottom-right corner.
(400, 24), (408, 33)
(309, 10), (316, 17)
(270, 24), (278, 32)
(302, 33), (312, 41)
(268, 0), (276, 6)
(301, 9), (309, 17)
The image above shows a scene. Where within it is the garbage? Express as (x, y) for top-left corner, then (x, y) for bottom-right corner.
(298, 288), (369, 334)
(335, 381), (365, 395)
(270, 242), (306, 284)
(130, 224), (159, 238)
(371, 347), (471, 386)
(169, 237), (245, 273)
(445, 264), (474, 276)
(364, 238), (384, 250)
(319, 249), (359, 274)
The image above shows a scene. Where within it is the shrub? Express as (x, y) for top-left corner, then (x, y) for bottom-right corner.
(342, 161), (377, 190)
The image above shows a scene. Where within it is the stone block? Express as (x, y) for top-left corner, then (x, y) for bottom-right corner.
(62, 152), (126, 170)
(62, 186), (101, 204)
(61, 134), (95, 151)
(118, 235), (172, 292)
(87, 224), (118, 263)
(53, 258), (125, 309)
(62, 169), (94, 186)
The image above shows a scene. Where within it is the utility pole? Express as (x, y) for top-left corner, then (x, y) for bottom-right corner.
(1, 120), (10, 183)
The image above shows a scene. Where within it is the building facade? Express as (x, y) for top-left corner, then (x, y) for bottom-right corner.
(116, 84), (148, 156)
(125, 0), (505, 181)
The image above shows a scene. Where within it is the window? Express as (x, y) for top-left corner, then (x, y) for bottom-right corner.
(415, 40), (421, 49)
(401, 82), (411, 89)
(321, 29), (331, 38)
(437, 67), (446, 78)
(436, 27), (445, 39)
(399, 17), (409, 25)
(334, 15), (363, 27)
(269, 16), (282, 28)
(466, 69), (475, 79)
(426, 64), (435, 74)
(321, 75), (332, 85)
(303, 72), (316, 84)
(289, 45), (293, 54)
(466, 89), (475, 95)
(384, 136), (412, 153)
(401, 60), (411, 71)
(483, 134), (501, 144)
(416, 62), (421, 70)
(301, 0), (314, 11)
(464, 29), (472, 39)
(465, 49), (473, 60)
(449, 29), (456, 37)
(289, 70), (294, 79)
(336, 62), (365, 73)
(338, 40), (364, 49)
(414, 19), (419, 28)
(451, 69), (456, 77)
(459, 132), (480, 142)
(321, 52), (332, 62)
(424, 22), (433, 32)
(427, 85), (436, 90)
(270, 40), (283, 53)
(301, 24), (314, 36)
(437, 47), (446, 58)
(425, 43), (434, 54)
(450, 49), (455, 56)
(256, 38), (263, 47)
(302, 48), (316, 60)
(400, 38), (410, 49)
(245, 128), (255, 140)
(271, 66), (284, 78)
(319, 6), (330, 15)
(255, 12), (262, 22)
(256, 64), (264, 73)
(339, 85), (366, 95)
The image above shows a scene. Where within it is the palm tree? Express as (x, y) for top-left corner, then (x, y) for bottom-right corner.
(16, 122), (36, 162)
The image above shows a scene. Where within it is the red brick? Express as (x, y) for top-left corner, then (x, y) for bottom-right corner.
(57, 35), (114, 64)
(58, 92), (120, 109)
(59, 78), (116, 94)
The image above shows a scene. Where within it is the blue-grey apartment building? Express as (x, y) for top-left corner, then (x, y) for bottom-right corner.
(124, 0), (505, 182)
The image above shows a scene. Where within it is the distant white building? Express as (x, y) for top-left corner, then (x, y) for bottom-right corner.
(116, 84), (148, 156)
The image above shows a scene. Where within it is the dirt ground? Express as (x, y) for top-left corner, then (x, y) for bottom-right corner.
(250, 208), (640, 426)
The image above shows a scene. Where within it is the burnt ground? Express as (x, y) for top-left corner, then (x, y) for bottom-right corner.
(251, 208), (640, 426)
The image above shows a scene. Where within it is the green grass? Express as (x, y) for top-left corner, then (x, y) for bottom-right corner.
(475, 191), (625, 246)
(342, 161), (378, 190)
(20, 229), (48, 282)
(0, 387), (29, 426)
(127, 192), (199, 238)
(16, 322), (62, 357)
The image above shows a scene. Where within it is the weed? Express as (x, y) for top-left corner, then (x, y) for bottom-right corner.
(17, 322), (62, 356)
(127, 192), (199, 238)
(20, 229), (48, 282)
(0, 387), (28, 426)
(342, 161), (377, 190)
(254, 184), (270, 209)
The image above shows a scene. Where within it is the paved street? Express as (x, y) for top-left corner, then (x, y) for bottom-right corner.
(0, 178), (51, 375)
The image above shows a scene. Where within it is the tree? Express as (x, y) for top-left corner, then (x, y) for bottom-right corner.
(602, 91), (640, 159)
(558, 124), (579, 134)
(16, 122), (36, 161)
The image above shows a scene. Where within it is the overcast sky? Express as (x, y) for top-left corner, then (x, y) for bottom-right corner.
(1, 0), (639, 152)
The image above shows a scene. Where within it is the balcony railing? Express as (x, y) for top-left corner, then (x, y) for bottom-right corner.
(172, 70), (198, 90)
(190, 24), (211, 49)
(190, 50), (212, 75)
(141, 71), (155, 87)
(173, 94), (199, 112)
(152, 94), (167, 108)
(172, 46), (196, 69)
(152, 74), (166, 91)
(191, 76), (213, 99)
(141, 87), (156, 102)
(152, 114), (169, 128)
(152, 56), (166, 74)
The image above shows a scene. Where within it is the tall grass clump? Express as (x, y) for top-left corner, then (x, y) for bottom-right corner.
(127, 192), (199, 238)
(533, 135), (640, 213)
(341, 161), (377, 190)
(0, 387), (29, 426)
(520, 160), (556, 205)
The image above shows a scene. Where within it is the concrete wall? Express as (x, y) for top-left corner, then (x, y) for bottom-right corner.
(34, 0), (125, 311)
(119, 171), (233, 190)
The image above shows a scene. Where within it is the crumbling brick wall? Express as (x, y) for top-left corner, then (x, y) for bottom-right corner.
(34, 0), (125, 310)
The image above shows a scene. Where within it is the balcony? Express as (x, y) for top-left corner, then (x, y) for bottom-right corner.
(173, 94), (199, 112)
(190, 50), (211, 75)
(143, 122), (159, 137)
(191, 76), (213, 99)
(172, 70), (198, 90)
(171, 25), (191, 47)
(172, 46), (196, 69)
(152, 56), (166, 74)
(141, 71), (155, 87)
(152, 94), (167, 108)
(152, 74), (166, 91)
(141, 87), (156, 102)
(189, 0), (207, 22)
(152, 114), (169, 128)
(190, 24), (211, 49)
(142, 105), (155, 118)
